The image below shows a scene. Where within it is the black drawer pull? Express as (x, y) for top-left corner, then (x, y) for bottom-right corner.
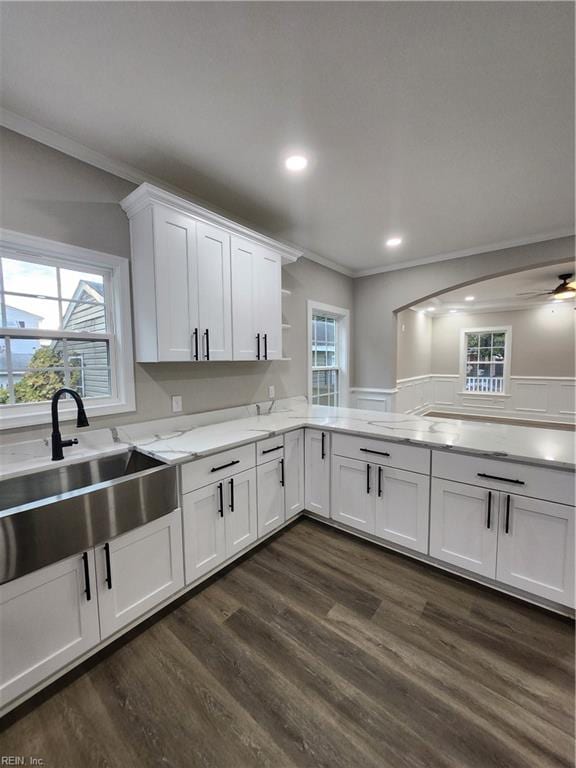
(377, 466), (383, 498)
(217, 482), (224, 517)
(204, 328), (210, 360)
(477, 473), (525, 485)
(229, 477), (235, 512)
(211, 459), (240, 473)
(256, 333), (261, 360)
(360, 448), (391, 458)
(82, 551), (91, 602)
(104, 542), (112, 589)
(486, 491), (492, 530)
(262, 445), (283, 455)
(366, 463), (371, 494)
(263, 333), (268, 360)
(321, 432), (326, 460)
(505, 494), (511, 534)
(280, 458), (285, 487)
(192, 328), (199, 361)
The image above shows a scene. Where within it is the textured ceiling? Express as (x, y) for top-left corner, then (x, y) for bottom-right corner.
(0, 2), (574, 272)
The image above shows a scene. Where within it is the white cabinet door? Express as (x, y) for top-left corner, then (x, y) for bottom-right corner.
(304, 429), (330, 518)
(331, 456), (376, 534)
(231, 236), (259, 360)
(376, 467), (430, 554)
(285, 429), (305, 519)
(257, 458), (285, 537)
(225, 468), (258, 557)
(153, 204), (197, 361)
(430, 479), (497, 578)
(96, 511), (184, 639)
(196, 222), (232, 361)
(0, 551), (100, 707)
(256, 247), (282, 360)
(183, 482), (227, 584)
(496, 495), (575, 607)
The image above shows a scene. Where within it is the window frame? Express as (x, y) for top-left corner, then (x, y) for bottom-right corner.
(307, 300), (350, 407)
(0, 229), (135, 429)
(459, 325), (512, 396)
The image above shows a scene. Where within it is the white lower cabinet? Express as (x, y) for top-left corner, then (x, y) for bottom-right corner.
(496, 495), (575, 607)
(285, 429), (305, 519)
(429, 479), (497, 578)
(257, 458), (286, 536)
(331, 456), (376, 533)
(376, 467), (430, 554)
(0, 551), (100, 707)
(183, 468), (258, 583)
(96, 510), (184, 639)
(304, 429), (330, 518)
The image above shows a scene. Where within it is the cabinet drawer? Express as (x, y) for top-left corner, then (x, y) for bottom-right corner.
(256, 435), (285, 464)
(181, 444), (255, 494)
(432, 451), (575, 507)
(332, 433), (430, 475)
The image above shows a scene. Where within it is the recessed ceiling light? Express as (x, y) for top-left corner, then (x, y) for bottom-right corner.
(465, 296), (475, 302)
(285, 155), (308, 172)
(385, 237), (403, 248)
(449, 309), (458, 314)
(426, 306), (436, 312)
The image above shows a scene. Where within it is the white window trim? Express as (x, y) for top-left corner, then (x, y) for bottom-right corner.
(307, 300), (350, 407)
(0, 228), (135, 429)
(458, 325), (512, 396)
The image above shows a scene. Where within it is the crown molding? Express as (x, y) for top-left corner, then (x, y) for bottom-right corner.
(354, 230), (575, 277)
(120, 183), (302, 263)
(300, 250), (354, 277)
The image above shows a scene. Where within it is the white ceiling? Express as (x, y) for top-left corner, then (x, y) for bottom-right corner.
(0, 2), (574, 274)
(413, 264), (576, 314)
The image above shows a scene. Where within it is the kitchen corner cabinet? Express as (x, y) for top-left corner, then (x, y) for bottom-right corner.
(121, 184), (300, 363)
(285, 429), (305, 519)
(96, 510), (184, 639)
(0, 551), (100, 707)
(304, 429), (330, 518)
(257, 457), (286, 536)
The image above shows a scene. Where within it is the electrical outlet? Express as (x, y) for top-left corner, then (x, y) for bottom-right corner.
(268, 385), (275, 399)
(171, 395), (183, 413)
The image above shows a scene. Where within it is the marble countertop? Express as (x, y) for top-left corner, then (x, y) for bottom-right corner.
(132, 404), (575, 471)
(1, 399), (574, 482)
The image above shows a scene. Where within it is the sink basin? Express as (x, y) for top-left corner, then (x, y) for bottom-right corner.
(0, 449), (178, 584)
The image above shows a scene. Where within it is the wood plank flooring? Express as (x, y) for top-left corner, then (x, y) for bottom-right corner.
(1, 518), (574, 768)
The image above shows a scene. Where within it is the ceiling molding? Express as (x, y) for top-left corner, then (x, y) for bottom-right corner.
(354, 230), (575, 277)
(2, 107), (573, 280)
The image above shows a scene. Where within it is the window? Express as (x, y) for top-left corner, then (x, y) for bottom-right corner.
(460, 327), (511, 394)
(0, 230), (135, 428)
(308, 301), (350, 407)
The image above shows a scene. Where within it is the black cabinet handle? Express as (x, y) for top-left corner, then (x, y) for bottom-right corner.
(229, 477), (235, 512)
(104, 542), (113, 589)
(505, 494), (511, 534)
(486, 491), (492, 530)
(262, 445), (283, 455)
(217, 482), (224, 517)
(263, 333), (268, 360)
(366, 464), (371, 494)
(280, 458), (285, 487)
(256, 333), (261, 360)
(192, 328), (199, 361)
(204, 329), (210, 360)
(321, 432), (326, 460)
(477, 472), (524, 485)
(378, 466), (383, 498)
(82, 551), (91, 602)
(360, 448), (390, 458)
(211, 459), (240, 473)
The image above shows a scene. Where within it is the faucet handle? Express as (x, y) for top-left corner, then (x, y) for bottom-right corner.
(61, 438), (79, 448)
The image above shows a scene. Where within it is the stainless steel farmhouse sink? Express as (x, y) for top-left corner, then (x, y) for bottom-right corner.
(0, 450), (178, 584)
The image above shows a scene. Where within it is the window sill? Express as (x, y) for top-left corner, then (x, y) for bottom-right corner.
(458, 391), (511, 397)
(0, 399), (136, 430)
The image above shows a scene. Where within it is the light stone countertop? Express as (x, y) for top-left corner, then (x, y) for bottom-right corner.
(1, 398), (574, 483)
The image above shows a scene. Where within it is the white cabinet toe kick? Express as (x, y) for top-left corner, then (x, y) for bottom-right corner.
(1, 424), (573, 715)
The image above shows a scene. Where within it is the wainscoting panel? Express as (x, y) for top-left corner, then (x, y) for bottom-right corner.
(351, 376), (575, 424)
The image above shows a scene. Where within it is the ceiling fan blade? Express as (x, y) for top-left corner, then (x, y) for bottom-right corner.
(515, 291), (553, 296)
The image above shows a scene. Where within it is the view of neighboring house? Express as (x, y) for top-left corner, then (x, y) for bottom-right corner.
(0, 305), (43, 390)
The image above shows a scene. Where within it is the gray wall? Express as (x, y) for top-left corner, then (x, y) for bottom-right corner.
(0, 128), (353, 442)
(354, 236), (575, 389)
(396, 309), (431, 380)
(430, 305), (575, 378)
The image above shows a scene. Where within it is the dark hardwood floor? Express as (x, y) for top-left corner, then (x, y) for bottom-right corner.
(1, 518), (574, 768)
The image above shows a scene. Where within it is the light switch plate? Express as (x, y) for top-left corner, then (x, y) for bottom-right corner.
(171, 395), (183, 413)
(268, 385), (275, 399)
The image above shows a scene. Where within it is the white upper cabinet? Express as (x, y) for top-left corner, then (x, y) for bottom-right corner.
(121, 184), (301, 363)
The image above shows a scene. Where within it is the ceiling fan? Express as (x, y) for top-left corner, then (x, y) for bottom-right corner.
(517, 273), (576, 300)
